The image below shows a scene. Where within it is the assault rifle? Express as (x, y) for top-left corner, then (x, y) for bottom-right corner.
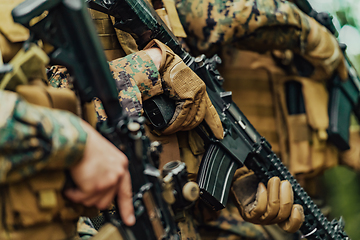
(86, 0), (350, 239)
(288, 0), (360, 151)
(12, 0), (180, 239)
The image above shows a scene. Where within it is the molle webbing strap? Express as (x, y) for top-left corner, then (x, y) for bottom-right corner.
(0, 44), (48, 91)
(110, 16), (139, 56)
(162, 0), (187, 38)
(88, 9), (126, 61)
(156, 8), (172, 31)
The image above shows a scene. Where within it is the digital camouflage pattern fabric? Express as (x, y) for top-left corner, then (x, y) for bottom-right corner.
(196, 202), (272, 240)
(176, 0), (311, 55)
(49, 51), (160, 122)
(76, 217), (98, 240)
(0, 90), (87, 183)
(48, 65), (74, 90)
(96, 50), (161, 120)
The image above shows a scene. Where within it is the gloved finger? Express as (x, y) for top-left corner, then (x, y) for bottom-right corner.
(243, 182), (268, 222)
(270, 180), (293, 224)
(260, 177), (281, 224)
(278, 204), (305, 233)
(162, 101), (188, 135)
(181, 94), (206, 131)
(203, 94), (223, 139)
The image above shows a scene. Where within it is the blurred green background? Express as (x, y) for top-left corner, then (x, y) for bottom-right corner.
(308, 0), (360, 239)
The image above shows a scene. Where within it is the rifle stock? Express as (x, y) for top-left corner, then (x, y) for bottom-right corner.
(87, 0), (351, 239)
(12, 1), (180, 239)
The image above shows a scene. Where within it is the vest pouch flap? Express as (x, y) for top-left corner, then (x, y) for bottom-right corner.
(0, 1), (29, 43)
(300, 79), (329, 131)
(287, 114), (310, 142)
(7, 171), (66, 227)
(46, 87), (78, 115)
(16, 84), (52, 107)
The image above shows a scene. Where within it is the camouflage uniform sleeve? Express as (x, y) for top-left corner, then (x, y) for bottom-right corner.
(108, 50), (162, 117)
(48, 52), (160, 121)
(0, 90), (87, 184)
(48, 65), (74, 90)
(176, 0), (311, 55)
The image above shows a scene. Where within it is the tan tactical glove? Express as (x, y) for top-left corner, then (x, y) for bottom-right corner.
(142, 39), (223, 139)
(232, 168), (305, 233)
(302, 17), (347, 82)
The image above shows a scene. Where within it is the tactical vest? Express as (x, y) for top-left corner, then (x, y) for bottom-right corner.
(89, 6), (206, 240)
(89, 9), (138, 61)
(219, 47), (339, 184)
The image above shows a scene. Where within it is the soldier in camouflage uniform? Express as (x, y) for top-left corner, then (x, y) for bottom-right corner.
(14, 1), (306, 239)
(175, 0), (357, 189)
(82, 4), (306, 240)
(170, 0), (349, 239)
(0, 1), (136, 239)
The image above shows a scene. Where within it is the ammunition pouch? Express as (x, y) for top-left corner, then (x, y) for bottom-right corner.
(0, 0), (29, 63)
(0, 171), (97, 240)
(89, 9), (138, 60)
(219, 49), (339, 178)
(276, 75), (339, 177)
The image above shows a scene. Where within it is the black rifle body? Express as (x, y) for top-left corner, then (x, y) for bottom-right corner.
(12, 1), (180, 239)
(86, 0), (350, 239)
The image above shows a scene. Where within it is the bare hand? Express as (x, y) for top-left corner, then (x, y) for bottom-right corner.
(65, 120), (135, 226)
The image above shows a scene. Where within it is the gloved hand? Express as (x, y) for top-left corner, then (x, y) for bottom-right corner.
(302, 16), (347, 82)
(231, 168), (304, 233)
(142, 39), (223, 139)
(109, 40), (223, 139)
